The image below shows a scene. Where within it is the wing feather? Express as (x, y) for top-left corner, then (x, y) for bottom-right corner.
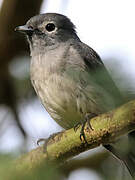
(75, 42), (125, 107)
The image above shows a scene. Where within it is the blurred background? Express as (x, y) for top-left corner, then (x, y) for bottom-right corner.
(0, 0), (135, 179)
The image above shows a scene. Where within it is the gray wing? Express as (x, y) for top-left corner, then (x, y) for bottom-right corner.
(77, 42), (125, 107)
(76, 42), (135, 176)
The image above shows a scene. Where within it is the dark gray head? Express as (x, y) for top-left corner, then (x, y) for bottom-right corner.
(15, 13), (79, 50)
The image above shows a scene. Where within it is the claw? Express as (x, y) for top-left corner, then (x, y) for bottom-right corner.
(37, 132), (61, 153)
(37, 138), (47, 146)
(80, 132), (87, 142)
(74, 113), (96, 143)
(80, 120), (88, 143)
(85, 113), (95, 130)
(74, 122), (81, 132)
(87, 119), (94, 130)
(37, 138), (48, 153)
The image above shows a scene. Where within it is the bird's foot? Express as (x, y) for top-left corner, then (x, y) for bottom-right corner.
(37, 138), (49, 153)
(74, 113), (96, 143)
(37, 132), (60, 153)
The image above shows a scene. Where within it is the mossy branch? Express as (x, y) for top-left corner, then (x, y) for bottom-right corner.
(16, 100), (135, 171)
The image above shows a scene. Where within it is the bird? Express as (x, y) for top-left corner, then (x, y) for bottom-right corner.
(15, 13), (135, 177)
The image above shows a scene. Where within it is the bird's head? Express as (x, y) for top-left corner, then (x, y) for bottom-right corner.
(15, 13), (78, 51)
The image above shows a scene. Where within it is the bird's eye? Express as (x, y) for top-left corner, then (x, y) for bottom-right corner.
(45, 23), (55, 32)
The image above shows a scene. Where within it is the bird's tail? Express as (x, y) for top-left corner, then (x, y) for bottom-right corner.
(104, 131), (135, 178)
(123, 152), (135, 177)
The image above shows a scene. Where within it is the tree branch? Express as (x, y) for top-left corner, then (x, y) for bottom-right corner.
(16, 100), (135, 171)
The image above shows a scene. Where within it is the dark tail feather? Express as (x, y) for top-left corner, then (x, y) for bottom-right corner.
(104, 133), (135, 179)
(124, 131), (135, 177)
(123, 152), (135, 177)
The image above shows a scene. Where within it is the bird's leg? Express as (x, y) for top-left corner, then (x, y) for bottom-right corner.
(74, 113), (96, 143)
